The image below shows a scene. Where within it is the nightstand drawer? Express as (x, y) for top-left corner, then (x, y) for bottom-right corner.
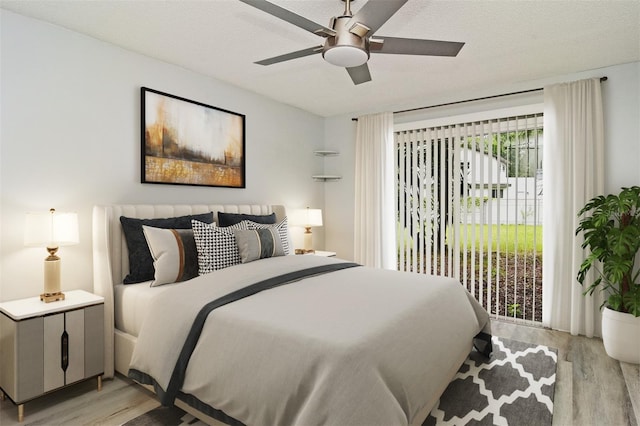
(0, 315), (44, 402)
(42, 308), (88, 392)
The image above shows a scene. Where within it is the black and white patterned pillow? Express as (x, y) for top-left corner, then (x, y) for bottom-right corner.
(192, 220), (249, 274)
(240, 217), (291, 255)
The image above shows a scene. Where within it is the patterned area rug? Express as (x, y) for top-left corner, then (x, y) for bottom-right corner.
(424, 336), (557, 425)
(125, 337), (557, 426)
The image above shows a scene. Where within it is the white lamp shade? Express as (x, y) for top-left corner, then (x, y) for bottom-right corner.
(290, 208), (323, 228)
(25, 211), (79, 247)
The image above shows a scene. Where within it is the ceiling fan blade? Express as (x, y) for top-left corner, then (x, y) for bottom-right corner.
(346, 64), (372, 85)
(239, 0), (335, 37)
(256, 45), (323, 66)
(372, 36), (464, 57)
(348, 0), (408, 36)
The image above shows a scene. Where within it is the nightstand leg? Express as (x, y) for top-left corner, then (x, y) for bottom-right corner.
(97, 375), (102, 391)
(18, 404), (24, 422)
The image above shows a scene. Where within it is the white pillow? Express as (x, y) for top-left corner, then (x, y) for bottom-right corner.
(142, 225), (199, 287)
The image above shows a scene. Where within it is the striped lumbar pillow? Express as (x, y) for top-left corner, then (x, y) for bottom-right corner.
(234, 228), (285, 263)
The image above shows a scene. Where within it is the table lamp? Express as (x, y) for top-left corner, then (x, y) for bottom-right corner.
(290, 207), (323, 254)
(24, 208), (79, 302)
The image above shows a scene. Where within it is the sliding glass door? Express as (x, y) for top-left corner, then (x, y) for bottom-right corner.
(395, 113), (543, 323)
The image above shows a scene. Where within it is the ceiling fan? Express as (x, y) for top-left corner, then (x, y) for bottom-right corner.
(238, 0), (465, 85)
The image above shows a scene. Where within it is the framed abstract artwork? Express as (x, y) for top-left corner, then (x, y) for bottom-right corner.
(141, 87), (246, 188)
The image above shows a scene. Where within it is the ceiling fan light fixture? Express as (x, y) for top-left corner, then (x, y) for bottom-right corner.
(323, 45), (369, 67)
(241, 0), (465, 84)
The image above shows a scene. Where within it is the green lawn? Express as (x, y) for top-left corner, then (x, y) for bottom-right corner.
(448, 224), (542, 253)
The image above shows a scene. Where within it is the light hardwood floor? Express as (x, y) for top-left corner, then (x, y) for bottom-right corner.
(1, 319), (638, 425)
(492, 320), (639, 426)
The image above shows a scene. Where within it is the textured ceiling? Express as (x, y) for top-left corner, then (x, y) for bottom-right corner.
(2, 0), (639, 117)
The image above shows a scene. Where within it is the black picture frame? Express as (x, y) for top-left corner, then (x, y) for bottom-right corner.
(141, 87), (246, 188)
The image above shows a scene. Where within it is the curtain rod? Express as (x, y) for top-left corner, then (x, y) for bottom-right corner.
(351, 76), (608, 121)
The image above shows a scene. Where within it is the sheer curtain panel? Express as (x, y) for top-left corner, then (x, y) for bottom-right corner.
(354, 112), (395, 269)
(542, 78), (605, 337)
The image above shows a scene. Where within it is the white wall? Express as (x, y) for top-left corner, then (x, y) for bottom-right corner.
(2, 10), (637, 301)
(322, 116), (357, 260)
(324, 61), (640, 261)
(0, 10), (326, 301)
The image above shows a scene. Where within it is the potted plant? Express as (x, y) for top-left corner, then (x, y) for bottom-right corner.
(575, 186), (640, 364)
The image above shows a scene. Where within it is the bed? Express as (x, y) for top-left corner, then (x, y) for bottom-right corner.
(93, 204), (491, 426)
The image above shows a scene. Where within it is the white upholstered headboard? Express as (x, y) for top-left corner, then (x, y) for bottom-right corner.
(92, 204), (286, 378)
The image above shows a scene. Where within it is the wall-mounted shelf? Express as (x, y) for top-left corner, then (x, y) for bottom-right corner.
(314, 150), (339, 157)
(312, 175), (342, 182)
(313, 150), (341, 181)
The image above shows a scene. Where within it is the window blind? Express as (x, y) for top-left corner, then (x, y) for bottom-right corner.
(395, 113), (543, 323)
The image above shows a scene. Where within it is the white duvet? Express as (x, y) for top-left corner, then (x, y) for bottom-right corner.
(129, 255), (491, 426)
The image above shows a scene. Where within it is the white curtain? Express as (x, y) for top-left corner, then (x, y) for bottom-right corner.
(354, 112), (395, 269)
(542, 78), (605, 337)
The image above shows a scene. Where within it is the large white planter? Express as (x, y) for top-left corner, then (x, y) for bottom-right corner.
(602, 307), (640, 364)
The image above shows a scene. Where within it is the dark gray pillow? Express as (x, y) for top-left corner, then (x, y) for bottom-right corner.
(218, 211), (276, 227)
(120, 212), (214, 284)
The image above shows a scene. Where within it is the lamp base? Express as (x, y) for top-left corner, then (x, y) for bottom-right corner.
(40, 292), (65, 303)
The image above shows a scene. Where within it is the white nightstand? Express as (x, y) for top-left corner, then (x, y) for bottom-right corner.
(0, 289), (104, 422)
(307, 250), (336, 257)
